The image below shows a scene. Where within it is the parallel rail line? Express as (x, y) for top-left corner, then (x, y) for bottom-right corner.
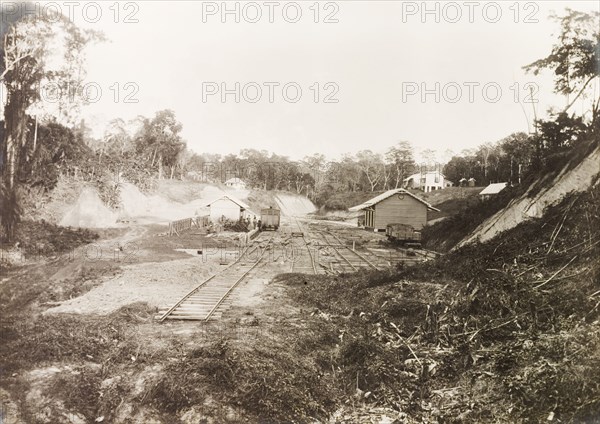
(366, 247), (421, 266)
(316, 230), (376, 273)
(323, 230), (381, 270)
(315, 227), (441, 271)
(291, 218), (318, 274)
(157, 234), (272, 322)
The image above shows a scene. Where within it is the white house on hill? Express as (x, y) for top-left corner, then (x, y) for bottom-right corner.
(403, 170), (453, 193)
(224, 177), (246, 189)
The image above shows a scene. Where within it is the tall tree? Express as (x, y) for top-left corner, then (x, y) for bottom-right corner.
(499, 132), (534, 184)
(1, 9), (101, 188)
(419, 148), (438, 170)
(356, 150), (383, 191)
(386, 141), (415, 188)
(303, 153), (327, 193)
(524, 9), (600, 129)
(134, 110), (186, 179)
(1, 6), (101, 240)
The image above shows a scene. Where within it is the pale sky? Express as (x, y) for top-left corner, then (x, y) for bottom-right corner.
(27, 1), (600, 160)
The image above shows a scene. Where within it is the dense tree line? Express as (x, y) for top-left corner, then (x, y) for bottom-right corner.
(1, 7), (597, 241)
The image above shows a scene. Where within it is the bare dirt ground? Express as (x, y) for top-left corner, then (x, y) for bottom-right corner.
(0, 212), (424, 423)
(44, 257), (217, 315)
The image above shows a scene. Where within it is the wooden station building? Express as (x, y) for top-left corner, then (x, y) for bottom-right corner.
(349, 189), (439, 232)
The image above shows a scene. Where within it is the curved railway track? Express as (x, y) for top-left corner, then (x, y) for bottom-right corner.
(157, 234), (273, 322)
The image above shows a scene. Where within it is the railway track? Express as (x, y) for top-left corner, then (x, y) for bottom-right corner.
(156, 234), (273, 322)
(416, 248), (443, 260)
(323, 230), (383, 270)
(314, 230), (381, 273)
(290, 218), (318, 274)
(314, 226), (441, 272)
(366, 247), (423, 266)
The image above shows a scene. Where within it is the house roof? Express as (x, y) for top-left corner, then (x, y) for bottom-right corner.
(225, 177), (245, 184)
(206, 195), (251, 210)
(479, 182), (507, 195)
(403, 170), (447, 181)
(349, 188), (440, 212)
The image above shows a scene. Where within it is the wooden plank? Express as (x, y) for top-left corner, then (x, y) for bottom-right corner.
(373, 195), (427, 230)
(167, 314), (210, 318)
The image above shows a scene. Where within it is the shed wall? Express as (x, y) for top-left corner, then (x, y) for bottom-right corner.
(372, 194), (428, 230)
(210, 198), (242, 222)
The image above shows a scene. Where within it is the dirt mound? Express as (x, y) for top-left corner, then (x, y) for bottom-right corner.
(458, 145), (600, 248)
(22, 175), (84, 225)
(52, 179), (316, 229)
(119, 182), (226, 224)
(59, 187), (118, 228)
(274, 193), (316, 216)
(120, 183), (185, 222)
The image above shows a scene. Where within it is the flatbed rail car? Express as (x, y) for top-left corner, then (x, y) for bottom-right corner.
(260, 207), (280, 230)
(386, 223), (422, 247)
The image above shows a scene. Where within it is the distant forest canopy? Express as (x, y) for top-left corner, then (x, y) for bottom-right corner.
(1, 109), (593, 196)
(1, 7), (598, 240)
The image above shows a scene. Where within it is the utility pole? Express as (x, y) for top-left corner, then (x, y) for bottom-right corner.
(530, 85), (541, 170)
(530, 85), (539, 135)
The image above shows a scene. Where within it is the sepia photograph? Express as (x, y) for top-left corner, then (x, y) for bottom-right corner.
(0, 1), (599, 422)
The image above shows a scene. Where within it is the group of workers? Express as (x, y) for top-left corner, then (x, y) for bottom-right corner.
(245, 215), (261, 230)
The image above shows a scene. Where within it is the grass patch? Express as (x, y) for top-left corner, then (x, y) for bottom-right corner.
(422, 186), (519, 251)
(10, 220), (99, 256)
(0, 303), (157, 375)
(142, 338), (337, 422)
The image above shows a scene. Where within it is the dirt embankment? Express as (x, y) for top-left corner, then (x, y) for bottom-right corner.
(273, 193), (316, 216)
(47, 178), (316, 229)
(458, 145), (600, 248)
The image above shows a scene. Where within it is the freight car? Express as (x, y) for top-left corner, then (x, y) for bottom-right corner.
(385, 223), (422, 247)
(260, 207), (280, 230)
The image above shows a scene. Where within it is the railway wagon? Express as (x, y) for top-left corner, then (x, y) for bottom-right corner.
(386, 223), (422, 247)
(260, 207), (280, 230)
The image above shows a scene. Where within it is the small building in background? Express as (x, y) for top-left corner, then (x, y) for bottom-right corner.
(479, 182), (507, 201)
(468, 177), (477, 187)
(403, 170), (452, 192)
(459, 177), (468, 187)
(206, 195), (255, 222)
(224, 177), (246, 189)
(349, 188), (440, 232)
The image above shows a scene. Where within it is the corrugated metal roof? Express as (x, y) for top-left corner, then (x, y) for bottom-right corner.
(479, 182), (507, 195)
(348, 189), (440, 212)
